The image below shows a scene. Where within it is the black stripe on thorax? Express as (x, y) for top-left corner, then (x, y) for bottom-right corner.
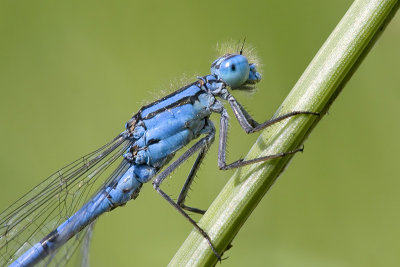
(142, 90), (205, 120)
(126, 77), (209, 130)
(140, 80), (199, 111)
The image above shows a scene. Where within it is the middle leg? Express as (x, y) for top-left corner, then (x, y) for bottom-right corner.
(217, 108), (304, 170)
(152, 129), (220, 259)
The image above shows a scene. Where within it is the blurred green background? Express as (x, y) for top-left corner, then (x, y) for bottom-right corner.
(0, 1), (399, 266)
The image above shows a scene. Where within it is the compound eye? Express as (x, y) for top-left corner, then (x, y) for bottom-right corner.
(218, 55), (250, 88)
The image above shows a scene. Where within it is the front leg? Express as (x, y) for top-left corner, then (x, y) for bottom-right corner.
(227, 94), (319, 133)
(217, 108), (304, 170)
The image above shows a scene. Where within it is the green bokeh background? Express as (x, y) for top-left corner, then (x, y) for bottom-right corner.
(1, 1), (399, 266)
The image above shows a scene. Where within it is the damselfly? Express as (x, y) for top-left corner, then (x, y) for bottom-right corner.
(0, 45), (317, 266)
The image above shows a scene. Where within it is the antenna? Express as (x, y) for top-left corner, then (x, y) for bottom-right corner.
(239, 37), (246, 55)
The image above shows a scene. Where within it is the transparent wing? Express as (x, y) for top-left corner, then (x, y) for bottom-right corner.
(79, 221), (96, 267)
(33, 220), (96, 267)
(47, 161), (131, 267)
(45, 160), (131, 267)
(42, 222), (93, 267)
(0, 131), (132, 266)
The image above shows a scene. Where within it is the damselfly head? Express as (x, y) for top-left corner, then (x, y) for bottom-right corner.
(211, 53), (261, 89)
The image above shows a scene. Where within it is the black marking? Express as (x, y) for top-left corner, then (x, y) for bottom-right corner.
(240, 37), (246, 55)
(140, 81), (199, 112)
(147, 139), (160, 146)
(109, 204), (118, 211)
(211, 60), (218, 68)
(122, 188), (130, 194)
(40, 229), (59, 254)
(211, 54), (237, 70)
(135, 112), (142, 121)
(143, 90), (204, 120)
(131, 78), (207, 122)
(189, 95), (198, 105)
(223, 54), (237, 61)
(125, 116), (137, 132)
(137, 121), (147, 131)
(131, 183), (143, 200)
(129, 145), (139, 154)
(106, 190), (118, 211)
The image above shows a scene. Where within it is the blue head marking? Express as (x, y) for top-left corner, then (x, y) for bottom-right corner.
(210, 54), (261, 89)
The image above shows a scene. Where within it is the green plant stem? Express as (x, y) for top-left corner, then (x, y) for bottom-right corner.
(169, 0), (399, 266)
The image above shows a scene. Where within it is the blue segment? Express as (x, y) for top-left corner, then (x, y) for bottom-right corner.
(134, 164), (157, 183)
(136, 128), (194, 166)
(3, 51), (262, 266)
(9, 243), (45, 267)
(248, 64), (261, 83)
(133, 125), (145, 139)
(143, 102), (208, 144)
